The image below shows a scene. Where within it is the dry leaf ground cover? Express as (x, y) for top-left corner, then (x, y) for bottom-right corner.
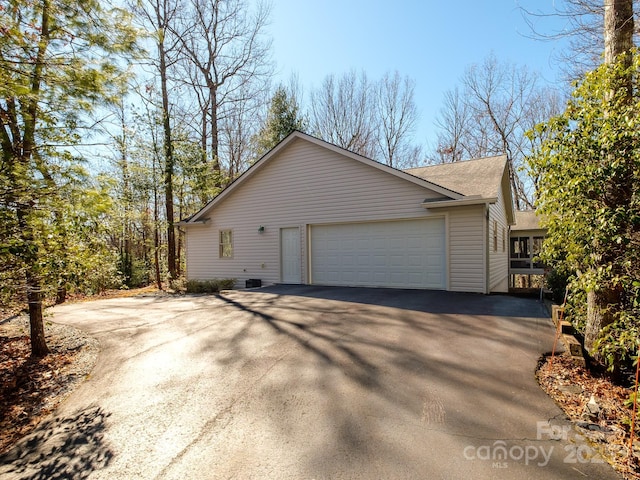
(537, 353), (640, 479)
(0, 286), (159, 454)
(0, 319), (99, 454)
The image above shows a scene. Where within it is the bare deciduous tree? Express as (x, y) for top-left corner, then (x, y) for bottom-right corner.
(434, 87), (472, 163)
(220, 84), (266, 180)
(432, 54), (562, 209)
(375, 71), (419, 168)
(135, 0), (181, 280)
(175, 0), (273, 184)
(310, 71), (377, 158)
(521, 0), (639, 81)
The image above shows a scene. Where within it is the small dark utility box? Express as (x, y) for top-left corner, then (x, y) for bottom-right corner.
(245, 279), (262, 288)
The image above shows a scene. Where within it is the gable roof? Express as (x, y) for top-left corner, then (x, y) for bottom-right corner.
(404, 155), (508, 199)
(183, 131), (464, 224)
(406, 155), (515, 225)
(181, 132), (516, 226)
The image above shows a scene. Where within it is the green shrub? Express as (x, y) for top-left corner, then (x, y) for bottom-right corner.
(565, 287), (587, 335)
(186, 279), (236, 294)
(546, 268), (572, 305)
(217, 278), (236, 290)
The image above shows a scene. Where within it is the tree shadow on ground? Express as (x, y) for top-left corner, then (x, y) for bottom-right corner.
(0, 406), (113, 480)
(210, 287), (557, 443)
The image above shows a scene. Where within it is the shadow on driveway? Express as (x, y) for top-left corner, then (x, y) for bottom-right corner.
(195, 285), (618, 479)
(0, 406), (113, 480)
(0, 286), (619, 479)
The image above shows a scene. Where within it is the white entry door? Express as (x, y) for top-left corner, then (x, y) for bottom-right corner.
(281, 227), (301, 283)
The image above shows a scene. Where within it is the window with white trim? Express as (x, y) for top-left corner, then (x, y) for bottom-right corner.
(493, 220), (498, 252)
(219, 230), (233, 258)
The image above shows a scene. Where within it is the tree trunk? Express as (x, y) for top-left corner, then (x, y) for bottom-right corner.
(604, 0), (634, 65)
(56, 286), (66, 305)
(19, 0), (51, 357)
(153, 177), (163, 291)
(176, 201), (183, 277)
(158, 28), (176, 280)
(16, 205), (50, 357)
(154, 224), (162, 290)
(27, 278), (49, 357)
(201, 107), (208, 161)
(152, 147), (163, 291)
(210, 85), (221, 186)
(584, 0), (634, 360)
(176, 229), (182, 277)
(585, 288), (620, 356)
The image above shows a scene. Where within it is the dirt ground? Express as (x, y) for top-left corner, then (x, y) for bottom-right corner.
(0, 286), (159, 454)
(537, 353), (640, 479)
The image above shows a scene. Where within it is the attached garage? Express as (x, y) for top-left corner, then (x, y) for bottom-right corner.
(182, 131), (515, 294)
(310, 218), (446, 289)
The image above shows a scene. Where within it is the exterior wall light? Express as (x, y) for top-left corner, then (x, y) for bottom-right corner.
(258, 225), (265, 233)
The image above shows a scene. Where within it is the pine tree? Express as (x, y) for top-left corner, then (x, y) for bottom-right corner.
(0, 0), (137, 356)
(254, 86), (306, 156)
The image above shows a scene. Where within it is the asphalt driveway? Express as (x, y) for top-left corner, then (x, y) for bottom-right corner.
(0, 286), (620, 479)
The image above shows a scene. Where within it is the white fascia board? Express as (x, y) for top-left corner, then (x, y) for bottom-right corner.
(176, 219), (210, 227)
(422, 197), (498, 209)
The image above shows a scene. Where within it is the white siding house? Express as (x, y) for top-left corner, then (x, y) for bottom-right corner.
(181, 132), (516, 294)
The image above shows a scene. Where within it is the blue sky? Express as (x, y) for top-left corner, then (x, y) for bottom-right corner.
(268, 0), (570, 150)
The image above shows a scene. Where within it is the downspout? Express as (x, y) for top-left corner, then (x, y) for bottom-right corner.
(307, 224), (313, 284)
(507, 224), (512, 289)
(485, 204), (491, 294)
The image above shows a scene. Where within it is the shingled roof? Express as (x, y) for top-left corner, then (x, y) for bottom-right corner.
(404, 155), (508, 199)
(512, 210), (544, 231)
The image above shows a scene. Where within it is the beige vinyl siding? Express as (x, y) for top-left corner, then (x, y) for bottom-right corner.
(186, 138), (447, 286)
(488, 184), (510, 293)
(448, 205), (485, 293)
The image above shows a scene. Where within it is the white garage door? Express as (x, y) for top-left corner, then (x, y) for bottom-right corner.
(311, 218), (446, 289)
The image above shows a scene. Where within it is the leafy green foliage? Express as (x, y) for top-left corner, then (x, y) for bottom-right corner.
(0, 0), (138, 352)
(253, 86), (306, 156)
(527, 51), (640, 368)
(186, 279), (236, 294)
(545, 268), (572, 305)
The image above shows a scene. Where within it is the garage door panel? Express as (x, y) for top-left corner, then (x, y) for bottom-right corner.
(407, 238), (423, 249)
(407, 254), (423, 265)
(343, 255), (355, 266)
(311, 219), (445, 289)
(373, 255), (386, 267)
(428, 256), (443, 267)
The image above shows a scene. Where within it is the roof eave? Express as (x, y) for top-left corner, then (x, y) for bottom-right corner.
(422, 196), (498, 209)
(176, 218), (210, 227)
